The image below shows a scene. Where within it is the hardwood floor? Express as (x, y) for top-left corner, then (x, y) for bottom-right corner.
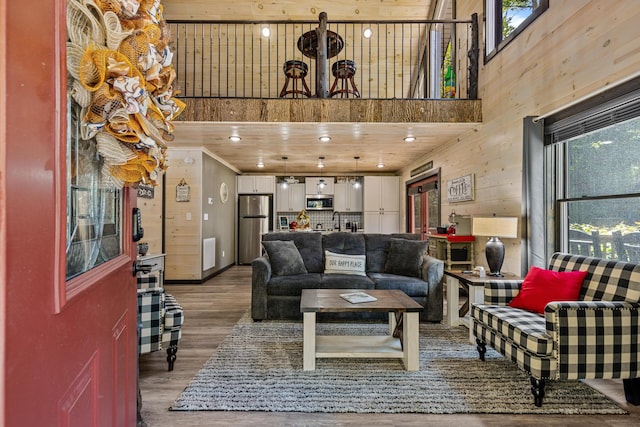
(139, 265), (640, 426)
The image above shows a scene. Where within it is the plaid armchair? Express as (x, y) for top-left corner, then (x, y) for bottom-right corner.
(137, 273), (184, 371)
(471, 252), (640, 407)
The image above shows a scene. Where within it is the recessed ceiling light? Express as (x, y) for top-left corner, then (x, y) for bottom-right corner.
(377, 162), (385, 168)
(229, 136), (241, 142)
(363, 28), (373, 39)
(403, 136), (416, 142)
(261, 27), (270, 37)
(256, 160), (264, 168)
(317, 156), (325, 168)
(319, 136), (331, 142)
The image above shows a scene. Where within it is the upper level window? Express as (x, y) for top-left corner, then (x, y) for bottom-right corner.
(485, 0), (549, 61)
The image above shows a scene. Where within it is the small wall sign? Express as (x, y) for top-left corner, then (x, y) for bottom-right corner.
(411, 161), (433, 177)
(447, 173), (474, 203)
(137, 184), (155, 199)
(176, 178), (190, 202)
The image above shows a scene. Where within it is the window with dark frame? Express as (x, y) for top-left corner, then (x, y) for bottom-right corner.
(543, 90), (640, 262)
(485, 0), (549, 61)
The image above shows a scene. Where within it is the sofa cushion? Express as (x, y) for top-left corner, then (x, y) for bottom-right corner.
(324, 250), (366, 276)
(471, 304), (554, 356)
(267, 273), (323, 296)
(262, 240), (308, 276)
(384, 238), (429, 278)
(509, 266), (587, 315)
(263, 232), (324, 273)
(364, 233), (420, 273)
(322, 232), (366, 255)
(320, 273), (375, 289)
(364, 234), (392, 272)
(368, 273), (428, 297)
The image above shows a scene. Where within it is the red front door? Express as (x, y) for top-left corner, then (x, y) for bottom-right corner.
(1, 2), (137, 426)
(408, 175), (440, 240)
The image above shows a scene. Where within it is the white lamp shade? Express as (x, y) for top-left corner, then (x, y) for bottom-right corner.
(472, 217), (518, 238)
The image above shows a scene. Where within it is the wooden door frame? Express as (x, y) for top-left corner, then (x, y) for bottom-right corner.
(405, 169), (441, 235)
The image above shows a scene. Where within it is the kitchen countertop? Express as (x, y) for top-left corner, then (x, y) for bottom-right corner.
(271, 229), (364, 234)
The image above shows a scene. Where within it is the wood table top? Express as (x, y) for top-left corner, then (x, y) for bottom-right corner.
(444, 270), (523, 286)
(300, 289), (423, 313)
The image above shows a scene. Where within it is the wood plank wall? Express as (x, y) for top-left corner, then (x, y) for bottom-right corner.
(164, 150), (203, 280)
(137, 173), (164, 255)
(399, 0), (640, 275)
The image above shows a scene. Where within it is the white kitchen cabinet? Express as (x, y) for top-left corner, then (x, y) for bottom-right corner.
(334, 182), (363, 212)
(237, 175), (275, 194)
(305, 177), (334, 195)
(276, 183), (305, 212)
(364, 176), (399, 211)
(364, 210), (400, 233)
(363, 176), (400, 233)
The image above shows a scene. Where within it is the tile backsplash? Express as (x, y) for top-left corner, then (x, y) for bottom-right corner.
(276, 210), (362, 230)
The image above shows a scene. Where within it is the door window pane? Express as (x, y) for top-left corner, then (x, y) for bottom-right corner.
(66, 92), (122, 280)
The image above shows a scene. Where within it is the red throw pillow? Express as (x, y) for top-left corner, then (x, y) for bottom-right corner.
(508, 266), (588, 315)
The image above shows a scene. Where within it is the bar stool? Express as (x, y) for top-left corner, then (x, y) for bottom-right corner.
(329, 60), (360, 98)
(279, 60), (312, 98)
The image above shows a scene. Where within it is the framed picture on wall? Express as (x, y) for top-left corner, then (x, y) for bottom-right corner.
(279, 216), (289, 230)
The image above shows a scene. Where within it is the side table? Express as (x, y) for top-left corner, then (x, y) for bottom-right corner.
(444, 270), (523, 343)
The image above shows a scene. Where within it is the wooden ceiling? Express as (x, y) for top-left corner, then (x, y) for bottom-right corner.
(163, 0), (467, 175)
(171, 120), (480, 174)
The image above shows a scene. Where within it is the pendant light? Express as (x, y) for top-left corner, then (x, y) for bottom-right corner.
(281, 156), (288, 189)
(317, 157), (325, 193)
(352, 156), (361, 189)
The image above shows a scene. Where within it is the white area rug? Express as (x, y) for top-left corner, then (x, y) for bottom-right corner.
(171, 313), (626, 414)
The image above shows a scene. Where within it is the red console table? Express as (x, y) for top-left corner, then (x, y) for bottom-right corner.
(428, 234), (475, 270)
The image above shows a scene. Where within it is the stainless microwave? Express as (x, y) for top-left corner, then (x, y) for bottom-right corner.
(305, 195), (334, 210)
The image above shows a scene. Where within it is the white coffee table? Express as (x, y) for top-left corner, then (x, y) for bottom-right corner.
(300, 289), (422, 371)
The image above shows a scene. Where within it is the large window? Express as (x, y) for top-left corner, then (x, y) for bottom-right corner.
(485, 0), (549, 61)
(544, 91), (640, 262)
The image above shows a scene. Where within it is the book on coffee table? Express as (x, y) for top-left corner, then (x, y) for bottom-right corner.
(340, 292), (378, 304)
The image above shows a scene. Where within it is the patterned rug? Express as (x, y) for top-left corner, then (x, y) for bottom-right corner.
(171, 313), (626, 414)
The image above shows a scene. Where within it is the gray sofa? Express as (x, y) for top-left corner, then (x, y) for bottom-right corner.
(251, 232), (444, 322)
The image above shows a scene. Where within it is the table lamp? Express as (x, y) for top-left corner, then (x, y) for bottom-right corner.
(472, 216), (518, 277)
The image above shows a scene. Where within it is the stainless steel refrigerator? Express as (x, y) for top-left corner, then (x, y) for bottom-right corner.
(238, 195), (271, 264)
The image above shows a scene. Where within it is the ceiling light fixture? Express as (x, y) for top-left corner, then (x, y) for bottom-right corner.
(317, 156), (324, 168)
(363, 28), (373, 39)
(229, 135), (241, 142)
(352, 156), (361, 189)
(403, 136), (416, 142)
(256, 160), (264, 168)
(261, 27), (270, 37)
(377, 162), (385, 168)
(281, 156), (289, 189)
(318, 136), (331, 142)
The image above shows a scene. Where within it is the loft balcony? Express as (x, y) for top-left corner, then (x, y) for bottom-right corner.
(168, 13), (482, 125)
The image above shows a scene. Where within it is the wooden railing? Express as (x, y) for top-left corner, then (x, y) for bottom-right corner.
(167, 13), (478, 100)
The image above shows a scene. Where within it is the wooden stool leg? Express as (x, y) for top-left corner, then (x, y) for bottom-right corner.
(329, 77), (339, 97)
(301, 78), (312, 97)
(349, 76), (360, 98)
(280, 76), (291, 98)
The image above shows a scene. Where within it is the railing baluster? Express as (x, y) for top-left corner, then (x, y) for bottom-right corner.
(168, 18), (476, 100)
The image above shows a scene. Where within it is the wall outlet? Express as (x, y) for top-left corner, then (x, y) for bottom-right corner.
(186, 212), (192, 220)
(203, 213), (209, 220)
